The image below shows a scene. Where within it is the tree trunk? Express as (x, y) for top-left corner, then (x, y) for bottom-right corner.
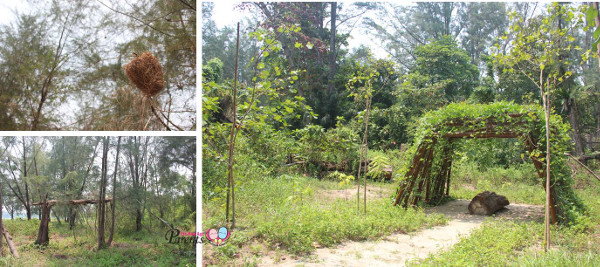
(53, 210), (62, 224)
(22, 137), (31, 221)
(97, 137), (109, 250)
(595, 3), (600, 69)
(567, 99), (585, 157)
(107, 136), (120, 247)
(0, 178), (3, 256)
(68, 207), (76, 230)
(363, 97), (371, 215)
(226, 23), (241, 229)
(468, 191), (510, 215)
(191, 151), (196, 212)
(2, 224), (18, 258)
(327, 2), (337, 96)
(35, 200), (51, 246)
(135, 209), (143, 232)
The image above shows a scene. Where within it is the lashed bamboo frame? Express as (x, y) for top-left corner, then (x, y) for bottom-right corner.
(393, 113), (559, 223)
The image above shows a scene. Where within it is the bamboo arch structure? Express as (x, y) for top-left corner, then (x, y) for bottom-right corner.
(392, 103), (584, 224)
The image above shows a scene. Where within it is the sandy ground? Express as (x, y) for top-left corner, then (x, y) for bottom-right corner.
(319, 187), (392, 201)
(260, 200), (543, 267)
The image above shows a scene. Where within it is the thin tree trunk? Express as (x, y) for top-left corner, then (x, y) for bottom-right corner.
(226, 22), (240, 229)
(363, 97), (371, 215)
(0, 178), (3, 256)
(356, 96), (372, 215)
(107, 136), (121, 247)
(69, 208), (76, 230)
(128, 137), (144, 232)
(327, 2), (337, 95)
(540, 68), (551, 252)
(22, 137), (31, 221)
(191, 153), (196, 211)
(595, 3), (600, 69)
(53, 210), (62, 224)
(594, 3), (600, 152)
(135, 210), (143, 231)
(97, 137), (109, 249)
(567, 99), (585, 157)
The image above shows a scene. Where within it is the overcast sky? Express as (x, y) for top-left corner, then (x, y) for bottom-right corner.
(0, 1), (29, 26)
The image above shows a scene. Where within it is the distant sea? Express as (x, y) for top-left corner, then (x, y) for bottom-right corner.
(2, 211), (28, 219)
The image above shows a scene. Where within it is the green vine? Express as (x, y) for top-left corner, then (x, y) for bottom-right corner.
(397, 101), (585, 224)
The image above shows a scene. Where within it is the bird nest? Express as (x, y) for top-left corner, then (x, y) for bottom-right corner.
(124, 51), (164, 97)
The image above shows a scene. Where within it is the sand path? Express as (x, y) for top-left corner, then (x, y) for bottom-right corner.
(261, 200), (543, 266)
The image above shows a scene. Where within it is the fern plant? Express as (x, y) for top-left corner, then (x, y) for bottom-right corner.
(368, 155), (390, 182)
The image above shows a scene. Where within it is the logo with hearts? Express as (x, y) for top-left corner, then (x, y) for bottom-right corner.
(205, 227), (230, 246)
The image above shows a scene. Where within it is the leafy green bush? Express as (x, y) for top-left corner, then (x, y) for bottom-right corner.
(293, 123), (359, 176)
(367, 154), (391, 181)
(327, 171), (355, 186)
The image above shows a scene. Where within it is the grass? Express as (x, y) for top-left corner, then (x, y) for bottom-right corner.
(204, 146), (600, 266)
(411, 161), (600, 266)
(413, 220), (543, 266)
(450, 161), (546, 205)
(413, 219), (600, 266)
(0, 218), (195, 266)
(202, 174), (447, 266)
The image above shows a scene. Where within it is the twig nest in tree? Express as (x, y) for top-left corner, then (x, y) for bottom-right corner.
(124, 51), (164, 97)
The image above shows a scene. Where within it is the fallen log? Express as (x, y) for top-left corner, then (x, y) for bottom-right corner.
(468, 191), (509, 216)
(2, 224), (19, 258)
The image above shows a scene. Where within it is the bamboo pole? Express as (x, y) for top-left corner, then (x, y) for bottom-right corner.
(394, 142), (428, 206)
(411, 140), (436, 206)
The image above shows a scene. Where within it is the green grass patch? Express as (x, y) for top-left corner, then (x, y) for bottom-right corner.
(512, 251), (600, 266)
(450, 162), (545, 204)
(0, 219), (195, 267)
(203, 174), (447, 262)
(413, 168), (600, 267)
(414, 220), (543, 266)
(257, 198), (445, 255)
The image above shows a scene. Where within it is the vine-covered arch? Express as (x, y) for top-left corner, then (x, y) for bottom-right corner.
(393, 102), (584, 224)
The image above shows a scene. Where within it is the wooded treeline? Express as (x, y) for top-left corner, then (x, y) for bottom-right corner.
(203, 2), (600, 159)
(0, 0), (196, 131)
(0, 136), (195, 249)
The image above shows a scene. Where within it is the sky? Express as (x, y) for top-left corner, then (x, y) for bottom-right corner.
(208, 1), (390, 58)
(0, 1), (29, 26)
(0, 1), (195, 130)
